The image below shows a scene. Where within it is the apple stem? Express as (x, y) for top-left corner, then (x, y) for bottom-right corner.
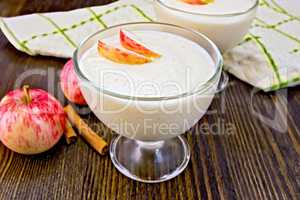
(23, 85), (31, 104)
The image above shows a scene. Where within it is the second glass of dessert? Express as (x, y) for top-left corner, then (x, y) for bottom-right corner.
(154, 0), (258, 52)
(74, 22), (227, 183)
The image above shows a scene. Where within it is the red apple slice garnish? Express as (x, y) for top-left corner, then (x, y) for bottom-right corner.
(120, 30), (161, 59)
(181, 0), (213, 5)
(98, 41), (152, 65)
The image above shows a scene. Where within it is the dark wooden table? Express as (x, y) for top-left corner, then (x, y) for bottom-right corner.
(0, 1), (300, 199)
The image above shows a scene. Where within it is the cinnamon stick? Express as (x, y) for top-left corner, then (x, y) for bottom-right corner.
(64, 119), (77, 145)
(64, 104), (108, 155)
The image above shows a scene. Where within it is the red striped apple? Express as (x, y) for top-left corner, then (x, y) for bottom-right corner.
(60, 59), (87, 105)
(0, 86), (66, 155)
(98, 41), (152, 65)
(120, 30), (161, 59)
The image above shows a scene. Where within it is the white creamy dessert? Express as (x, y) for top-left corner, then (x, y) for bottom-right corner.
(155, 0), (258, 51)
(80, 31), (215, 97)
(77, 26), (222, 141)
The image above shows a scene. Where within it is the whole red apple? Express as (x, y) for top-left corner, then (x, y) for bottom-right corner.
(0, 86), (66, 155)
(60, 59), (86, 105)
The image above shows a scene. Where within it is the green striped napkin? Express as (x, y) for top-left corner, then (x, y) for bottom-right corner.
(0, 0), (155, 58)
(224, 0), (300, 91)
(0, 0), (299, 91)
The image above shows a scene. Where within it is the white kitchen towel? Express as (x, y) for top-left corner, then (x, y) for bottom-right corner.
(0, 0), (299, 91)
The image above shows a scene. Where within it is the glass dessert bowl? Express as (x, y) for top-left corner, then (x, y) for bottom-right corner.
(73, 22), (227, 183)
(154, 0), (259, 52)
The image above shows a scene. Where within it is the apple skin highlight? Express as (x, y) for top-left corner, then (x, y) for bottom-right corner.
(98, 41), (152, 65)
(181, 0), (213, 5)
(0, 88), (66, 155)
(120, 30), (161, 59)
(60, 59), (87, 105)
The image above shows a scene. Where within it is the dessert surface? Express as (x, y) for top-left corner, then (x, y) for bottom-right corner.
(80, 30), (216, 97)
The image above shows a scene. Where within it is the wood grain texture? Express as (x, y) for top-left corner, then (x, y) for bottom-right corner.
(0, 0), (300, 199)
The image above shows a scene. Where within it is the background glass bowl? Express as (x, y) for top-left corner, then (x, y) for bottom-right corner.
(154, 0), (259, 52)
(74, 22), (226, 183)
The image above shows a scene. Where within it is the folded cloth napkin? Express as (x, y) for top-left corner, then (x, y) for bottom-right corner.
(0, 0), (299, 91)
(224, 0), (300, 91)
(0, 0), (155, 58)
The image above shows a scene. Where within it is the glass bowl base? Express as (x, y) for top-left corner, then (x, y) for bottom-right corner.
(110, 135), (190, 183)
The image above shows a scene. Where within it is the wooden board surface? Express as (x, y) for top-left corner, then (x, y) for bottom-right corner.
(0, 0), (299, 199)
